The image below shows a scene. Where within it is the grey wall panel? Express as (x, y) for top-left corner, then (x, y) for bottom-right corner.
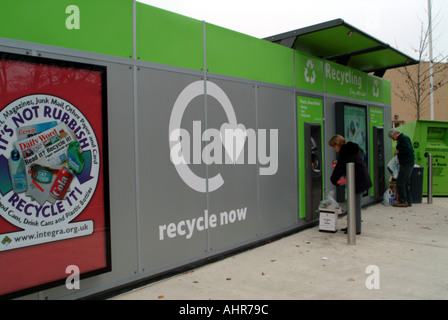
(206, 78), (258, 250)
(97, 62), (138, 280)
(257, 86), (298, 234)
(136, 68), (208, 272)
(105, 63), (138, 279)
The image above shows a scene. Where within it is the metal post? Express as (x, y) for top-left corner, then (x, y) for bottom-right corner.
(428, 0), (435, 120)
(428, 154), (433, 204)
(346, 162), (356, 245)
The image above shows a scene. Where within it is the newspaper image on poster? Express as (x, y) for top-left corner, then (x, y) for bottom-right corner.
(16, 122), (74, 169)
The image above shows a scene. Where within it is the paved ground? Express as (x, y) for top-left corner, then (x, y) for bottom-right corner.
(111, 197), (448, 300)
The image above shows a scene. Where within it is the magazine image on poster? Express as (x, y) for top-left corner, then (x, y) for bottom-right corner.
(0, 52), (110, 298)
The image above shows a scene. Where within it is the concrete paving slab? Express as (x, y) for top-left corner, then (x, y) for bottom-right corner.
(110, 197), (448, 300)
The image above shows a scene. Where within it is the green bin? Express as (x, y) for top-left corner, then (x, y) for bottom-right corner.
(396, 120), (448, 196)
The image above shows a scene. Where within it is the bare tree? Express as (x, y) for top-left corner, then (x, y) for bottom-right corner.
(394, 15), (448, 120)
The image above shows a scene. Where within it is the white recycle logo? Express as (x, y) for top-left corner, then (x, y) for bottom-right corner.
(372, 79), (380, 98)
(168, 80), (278, 193)
(304, 59), (316, 84)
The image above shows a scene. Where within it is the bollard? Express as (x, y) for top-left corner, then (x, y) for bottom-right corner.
(428, 154), (433, 204)
(346, 162), (356, 245)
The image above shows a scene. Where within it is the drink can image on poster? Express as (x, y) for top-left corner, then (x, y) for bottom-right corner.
(50, 167), (74, 200)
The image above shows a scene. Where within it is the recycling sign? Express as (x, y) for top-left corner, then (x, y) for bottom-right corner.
(372, 79), (380, 98)
(304, 59), (316, 84)
(295, 51), (323, 92)
(367, 74), (383, 103)
(296, 51), (384, 101)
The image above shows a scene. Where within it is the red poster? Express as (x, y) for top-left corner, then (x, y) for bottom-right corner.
(0, 52), (110, 298)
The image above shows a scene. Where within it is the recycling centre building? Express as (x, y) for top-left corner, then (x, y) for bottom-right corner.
(0, 1), (417, 299)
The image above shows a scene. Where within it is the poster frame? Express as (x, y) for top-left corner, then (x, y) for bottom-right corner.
(0, 51), (111, 299)
(334, 102), (368, 202)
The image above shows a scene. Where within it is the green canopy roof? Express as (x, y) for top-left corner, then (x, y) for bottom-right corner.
(264, 19), (418, 77)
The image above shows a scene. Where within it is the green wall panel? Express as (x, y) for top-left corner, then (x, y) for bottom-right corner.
(206, 23), (294, 87)
(0, 0), (133, 58)
(136, 3), (204, 71)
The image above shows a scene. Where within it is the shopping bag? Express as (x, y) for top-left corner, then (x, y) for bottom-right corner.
(387, 155), (400, 179)
(319, 190), (340, 210)
(382, 188), (396, 205)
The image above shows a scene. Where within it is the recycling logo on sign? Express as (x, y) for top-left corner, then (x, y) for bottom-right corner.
(372, 79), (380, 98)
(304, 59), (316, 84)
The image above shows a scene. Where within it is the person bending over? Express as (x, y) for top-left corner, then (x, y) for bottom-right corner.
(328, 134), (372, 234)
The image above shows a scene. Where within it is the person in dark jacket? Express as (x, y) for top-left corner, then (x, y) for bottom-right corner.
(328, 134), (372, 234)
(388, 128), (415, 207)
